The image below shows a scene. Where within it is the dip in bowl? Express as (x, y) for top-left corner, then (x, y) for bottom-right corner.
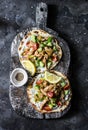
(10, 68), (28, 87)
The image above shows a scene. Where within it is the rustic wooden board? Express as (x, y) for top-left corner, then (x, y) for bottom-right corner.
(9, 3), (71, 119)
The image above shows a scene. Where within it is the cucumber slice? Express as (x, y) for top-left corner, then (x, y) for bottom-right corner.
(64, 90), (69, 95)
(48, 102), (56, 108)
(35, 60), (39, 67)
(34, 85), (40, 89)
(48, 104), (53, 109)
(31, 35), (36, 42)
(39, 61), (44, 67)
(47, 42), (52, 46)
(47, 61), (52, 68)
(43, 41), (47, 45)
(61, 82), (66, 87)
(40, 44), (45, 48)
(53, 46), (57, 51)
(38, 48), (42, 52)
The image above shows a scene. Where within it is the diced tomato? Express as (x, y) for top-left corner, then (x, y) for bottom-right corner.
(31, 43), (39, 51)
(26, 42), (39, 51)
(36, 79), (43, 85)
(64, 85), (69, 90)
(57, 101), (62, 106)
(43, 105), (52, 111)
(47, 91), (54, 98)
(52, 55), (58, 62)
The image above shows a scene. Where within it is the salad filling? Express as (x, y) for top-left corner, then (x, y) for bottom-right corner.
(18, 30), (62, 73)
(27, 71), (72, 113)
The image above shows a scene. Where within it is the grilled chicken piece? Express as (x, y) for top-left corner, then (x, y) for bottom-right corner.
(42, 57), (46, 64)
(37, 35), (42, 41)
(38, 55), (43, 60)
(30, 41), (36, 46)
(42, 53), (48, 64)
(28, 48), (34, 55)
(40, 50), (45, 56)
(44, 84), (54, 92)
(44, 54), (48, 59)
(43, 80), (48, 87)
(34, 50), (39, 57)
(39, 51), (45, 60)
(34, 50), (44, 59)
(45, 47), (53, 56)
(40, 89), (47, 96)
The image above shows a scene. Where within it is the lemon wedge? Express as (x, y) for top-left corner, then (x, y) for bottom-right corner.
(45, 71), (62, 84)
(21, 60), (36, 76)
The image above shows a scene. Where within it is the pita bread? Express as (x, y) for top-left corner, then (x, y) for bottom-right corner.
(27, 71), (72, 113)
(18, 29), (62, 73)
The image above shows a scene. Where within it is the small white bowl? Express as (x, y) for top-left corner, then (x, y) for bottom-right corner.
(10, 68), (28, 87)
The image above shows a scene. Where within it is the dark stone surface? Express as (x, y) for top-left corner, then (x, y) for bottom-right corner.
(0, 0), (88, 129)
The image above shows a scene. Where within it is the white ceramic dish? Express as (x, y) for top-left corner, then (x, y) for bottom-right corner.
(10, 68), (28, 87)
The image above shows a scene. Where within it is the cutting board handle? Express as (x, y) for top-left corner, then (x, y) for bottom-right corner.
(36, 2), (48, 29)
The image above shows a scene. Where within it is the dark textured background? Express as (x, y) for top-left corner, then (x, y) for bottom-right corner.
(0, 0), (88, 129)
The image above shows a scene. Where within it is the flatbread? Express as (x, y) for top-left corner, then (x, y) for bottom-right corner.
(27, 70), (72, 114)
(18, 29), (62, 73)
